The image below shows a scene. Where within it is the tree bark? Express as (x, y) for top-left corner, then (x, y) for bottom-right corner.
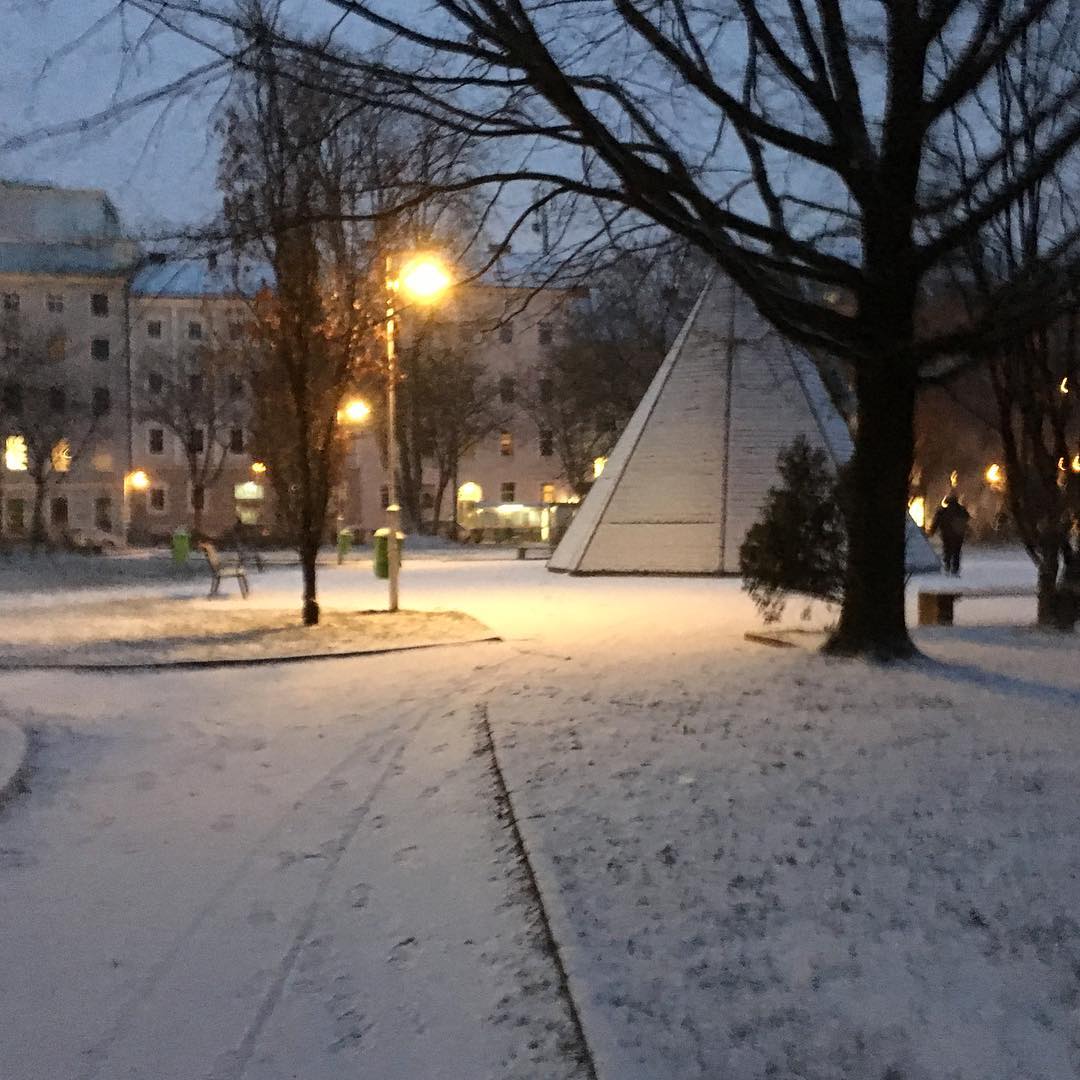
(300, 536), (320, 625)
(1035, 540), (1060, 627)
(30, 477), (47, 550)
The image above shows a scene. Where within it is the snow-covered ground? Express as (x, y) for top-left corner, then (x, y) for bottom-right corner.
(1, 548), (1078, 1079)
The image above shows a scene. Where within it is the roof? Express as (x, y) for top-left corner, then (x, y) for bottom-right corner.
(0, 240), (141, 278)
(130, 257), (274, 299)
(0, 180), (124, 244)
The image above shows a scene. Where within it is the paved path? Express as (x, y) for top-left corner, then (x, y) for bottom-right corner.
(0, 646), (582, 1080)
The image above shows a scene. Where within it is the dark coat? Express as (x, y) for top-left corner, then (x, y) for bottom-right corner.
(930, 501), (971, 545)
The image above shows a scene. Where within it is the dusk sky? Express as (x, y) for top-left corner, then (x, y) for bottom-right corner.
(1, 1), (254, 235)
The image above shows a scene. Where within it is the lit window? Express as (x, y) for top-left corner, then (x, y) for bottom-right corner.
(51, 440), (71, 473)
(539, 430), (554, 457)
(541, 483), (555, 504)
(147, 320), (163, 339)
(5, 435), (27, 472)
(499, 376), (516, 404)
(500, 481), (516, 503)
(91, 293), (109, 317)
(499, 431), (513, 456)
(499, 323), (513, 344)
(2, 293), (19, 311)
(149, 428), (165, 455)
(234, 481), (264, 501)
(91, 338), (110, 362)
(188, 321), (203, 340)
(458, 481), (482, 503)
(46, 294), (64, 313)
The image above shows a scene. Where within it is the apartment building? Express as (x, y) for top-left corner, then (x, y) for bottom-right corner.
(0, 179), (579, 544)
(0, 181), (138, 540)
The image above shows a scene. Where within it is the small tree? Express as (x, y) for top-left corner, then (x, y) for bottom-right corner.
(140, 330), (248, 536)
(739, 438), (847, 624)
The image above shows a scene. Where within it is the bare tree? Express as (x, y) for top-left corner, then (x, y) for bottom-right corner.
(140, 325), (249, 535)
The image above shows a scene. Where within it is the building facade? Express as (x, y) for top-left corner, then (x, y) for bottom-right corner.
(0, 180), (580, 545)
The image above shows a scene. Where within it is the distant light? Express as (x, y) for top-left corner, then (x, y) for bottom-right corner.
(4, 435), (27, 472)
(985, 463), (1004, 488)
(251, 461), (267, 475)
(593, 456), (608, 479)
(907, 496), (925, 529)
(127, 469), (150, 491)
(457, 481), (482, 503)
(399, 257), (451, 302)
(496, 503), (527, 513)
(339, 398), (370, 424)
(949, 469), (959, 488)
(1061, 377), (1070, 395)
(1073, 454), (1080, 474)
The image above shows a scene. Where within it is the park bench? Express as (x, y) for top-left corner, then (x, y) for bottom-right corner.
(199, 542), (250, 599)
(917, 585), (1035, 626)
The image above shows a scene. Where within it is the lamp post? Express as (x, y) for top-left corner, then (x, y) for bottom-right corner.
(384, 254), (451, 612)
(122, 469), (150, 545)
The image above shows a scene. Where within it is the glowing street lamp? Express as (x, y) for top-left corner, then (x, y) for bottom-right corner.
(128, 469), (150, 491)
(382, 253), (452, 612)
(122, 469), (151, 544)
(251, 461), (267, 475)
(339, 398), (371, 425)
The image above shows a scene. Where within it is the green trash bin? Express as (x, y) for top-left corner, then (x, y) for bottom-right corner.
(336, 528), (353, 564)
(171, 527), (190, 564)
(373, 527), (404, 579)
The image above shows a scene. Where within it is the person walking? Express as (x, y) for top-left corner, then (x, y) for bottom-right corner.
(930, 494), (971, 575)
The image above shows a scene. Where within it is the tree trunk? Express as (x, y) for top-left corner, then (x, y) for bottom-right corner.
(300, 536), (320, 625)
(192, 482), (205, 536)
(826, 359), (918, 660)
(30, 478), (48, 550)
(1035, 541), (1060, 627)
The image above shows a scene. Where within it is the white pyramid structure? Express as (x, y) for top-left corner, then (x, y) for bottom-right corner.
(549, 273), (939, 575)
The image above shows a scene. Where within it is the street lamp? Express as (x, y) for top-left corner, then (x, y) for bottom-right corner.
(384, 254), (451, 612)
(122, 469), (150, 544)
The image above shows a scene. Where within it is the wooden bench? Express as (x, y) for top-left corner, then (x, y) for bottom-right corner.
(199, 542), (250, 599)
(917, 585), (1035, 626)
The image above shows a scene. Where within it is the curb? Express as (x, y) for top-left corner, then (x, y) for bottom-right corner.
(0, 635), (503, 674)
(0, 718), (30, 811)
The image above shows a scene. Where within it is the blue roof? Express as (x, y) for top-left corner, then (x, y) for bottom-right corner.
(131, 257), (273, 299)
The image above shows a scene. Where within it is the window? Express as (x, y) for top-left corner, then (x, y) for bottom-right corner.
(149, 428), (165, 455)
(234, 481), (264, 501)
(149, 488), (167, 513)
(51, 440), (71, 473)
(3, 383), (22, 415)
(499, 376), (516, 404)
(91, 338), (110, 362)
(228, 373), (244, 399)
(5, 498), (25, 534)
(148, 371), (164, 395)
(187, 320), (203, 340)
(4, 435), (27, 472)
(94, 497), (113, 532)
(538, 321), (553, 346)
(500, 481), (516, 503)
(499, 431), (513, 456)
(47, 333), (66, 362)
(48, 386), (65, 413)
(92, 387), (111, 416)
(2, 293), (19, 312)
(539, 429), (554, 457)
(147, 320), (163, 339)
(46, 294), (64, 313)
(379, 484), (390, 509)
(188, 428), (205, 454)
(229, 321), (244, 342)
(189, 373), (204, 395)
(541, 483), (555, 504)
(229, 427), (244, 453)
(539, 378), (553, 404)
(50, 496), (69, 528)
(498, 323), (513, 344)
(91, 293), (109, 317)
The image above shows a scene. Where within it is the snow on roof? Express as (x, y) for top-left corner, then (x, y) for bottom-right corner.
(130, 257), (274, 299)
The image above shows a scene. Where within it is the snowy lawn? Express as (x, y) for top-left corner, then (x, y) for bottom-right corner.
(0, 598), (493, 667)
(1, 547), (1078, 1079)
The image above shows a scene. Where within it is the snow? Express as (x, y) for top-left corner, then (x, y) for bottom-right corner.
(1, 548), (1078, 1079)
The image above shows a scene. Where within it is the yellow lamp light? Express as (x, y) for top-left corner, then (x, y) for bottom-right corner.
(985, 463), (1004, 488)
(398, 256), (451, 302)
(127, 469), (150, 491)
(340, 398), (371, 424)
(251, 461), (267, 475)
